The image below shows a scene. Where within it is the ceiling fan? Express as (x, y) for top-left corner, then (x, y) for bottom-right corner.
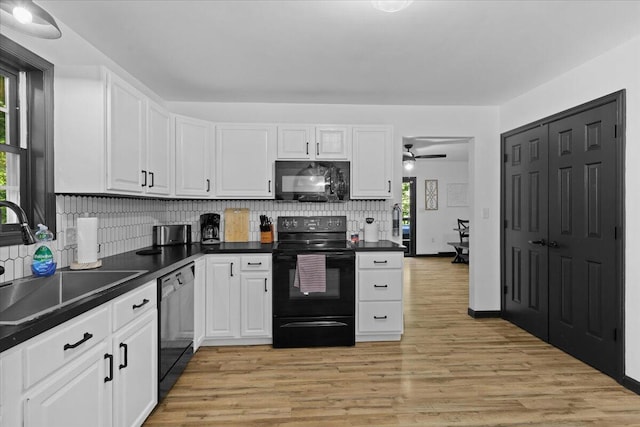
(403, 144), (446, 170)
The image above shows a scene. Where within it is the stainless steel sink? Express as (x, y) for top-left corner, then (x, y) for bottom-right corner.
(0, 270), (146, 325)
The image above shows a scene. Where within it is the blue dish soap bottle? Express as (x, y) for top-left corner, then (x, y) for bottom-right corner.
(32, 224), (57, 277)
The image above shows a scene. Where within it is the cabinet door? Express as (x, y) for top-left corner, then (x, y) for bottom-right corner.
(215, 124), (275, 198)
(107, 73), (145, 194)
(175, 115), (214, 197)
(112, 310), (157, 427)
(351, 126), (393, 199)
(146, 101), (172, 196)
(315, 126), (349, 159)
(277, 125), (314, 159)
(24, 342), (112, 427)
(240, 272), (271, 338)
(194, 257), (206, 351)
(205, 256), (240, 338)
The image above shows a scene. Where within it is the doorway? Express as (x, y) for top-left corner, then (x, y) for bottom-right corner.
(502, 91), (624, 380)
(402, 177), (416, 256)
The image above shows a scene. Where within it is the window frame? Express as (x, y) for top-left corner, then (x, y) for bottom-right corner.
(0, 35), (55, 247)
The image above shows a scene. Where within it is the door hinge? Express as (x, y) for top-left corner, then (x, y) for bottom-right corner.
(613, 328), (618, 341)
(504, 220), (508, 228)
(614, 124), (617, 139)
(504, 153), (508, 163)
(503, 285), (508, 295)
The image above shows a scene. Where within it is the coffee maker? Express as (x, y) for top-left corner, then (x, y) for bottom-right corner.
(200, 213), (220, 245)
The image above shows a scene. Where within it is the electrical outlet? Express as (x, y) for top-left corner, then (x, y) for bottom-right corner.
(66, 227), (77, 246)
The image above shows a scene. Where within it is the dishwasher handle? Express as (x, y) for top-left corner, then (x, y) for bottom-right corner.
(160, 263), (194, 300)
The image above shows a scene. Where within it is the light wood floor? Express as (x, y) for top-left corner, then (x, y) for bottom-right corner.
(145, 257), (640, 426)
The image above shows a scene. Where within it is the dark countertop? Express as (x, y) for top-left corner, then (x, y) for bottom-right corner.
(353, 240), (406, 252)
(1, 239), (401, 352)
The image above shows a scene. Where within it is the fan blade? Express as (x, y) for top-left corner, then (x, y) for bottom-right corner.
(415, 154), (447, 159)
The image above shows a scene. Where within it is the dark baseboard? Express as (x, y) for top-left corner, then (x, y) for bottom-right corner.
(622, 376), (640, 395)
(415, 252), (456, 258)
(468, 308), (501, 318)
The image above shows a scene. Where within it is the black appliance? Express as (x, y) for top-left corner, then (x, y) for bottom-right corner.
(200, 213), (220, 245)
(272, 215), (355, 348)
(275, 161), (350, 202)
(158, 263), (194, 401)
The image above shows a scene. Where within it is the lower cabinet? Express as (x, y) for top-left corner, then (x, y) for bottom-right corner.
(356, 252), (404, 341)
(0, 280), (158, 427)
(204, 254), (272, 345)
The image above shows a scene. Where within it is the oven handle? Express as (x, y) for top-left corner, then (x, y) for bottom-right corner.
(281, 321), (349, 328)
(273, 252), (355, 261)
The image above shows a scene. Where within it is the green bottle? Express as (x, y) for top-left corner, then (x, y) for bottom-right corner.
(31, 224), (57, 277)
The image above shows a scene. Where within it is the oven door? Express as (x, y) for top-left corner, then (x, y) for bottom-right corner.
(272, 250), (355, 317)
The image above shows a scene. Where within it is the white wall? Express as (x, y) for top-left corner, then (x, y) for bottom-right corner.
(499, 35), (640, 382)
(403, 160), (470, 254)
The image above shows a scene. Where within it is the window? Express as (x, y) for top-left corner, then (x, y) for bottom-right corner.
(0, 35), (55, 246)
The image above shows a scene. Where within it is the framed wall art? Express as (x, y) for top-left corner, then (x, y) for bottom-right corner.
(425, 179), (438, 210)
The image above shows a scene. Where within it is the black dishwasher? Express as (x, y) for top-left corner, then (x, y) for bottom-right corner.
(158, 262), (194, 401)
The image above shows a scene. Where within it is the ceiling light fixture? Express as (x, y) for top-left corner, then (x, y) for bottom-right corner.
(371, 0), (414, 13)
(403, 144), (416, 170)
(0, 0), (62, 39)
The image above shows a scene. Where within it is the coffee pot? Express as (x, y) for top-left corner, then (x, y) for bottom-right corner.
(200, 213), (220, 245)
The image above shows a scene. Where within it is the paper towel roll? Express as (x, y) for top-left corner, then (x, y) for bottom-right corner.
(364, 222), (379, 242)
(77, 217), (98, 263)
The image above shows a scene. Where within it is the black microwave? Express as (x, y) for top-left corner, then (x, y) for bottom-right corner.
(274, 161), (350, 202)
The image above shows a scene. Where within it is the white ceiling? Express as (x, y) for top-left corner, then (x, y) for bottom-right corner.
(38, 0), (640, 106)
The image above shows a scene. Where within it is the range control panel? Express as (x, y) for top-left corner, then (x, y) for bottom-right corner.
(277, 216), (347, 233)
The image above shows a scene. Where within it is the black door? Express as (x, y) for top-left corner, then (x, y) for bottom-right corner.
(547, 100), (621, 378)
(402, 177), (416, 256)
(502, 91), (624, 380)
(503, 125), (549, 341)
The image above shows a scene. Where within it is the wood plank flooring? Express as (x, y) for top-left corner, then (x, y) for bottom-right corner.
(145, 257), (640, 426)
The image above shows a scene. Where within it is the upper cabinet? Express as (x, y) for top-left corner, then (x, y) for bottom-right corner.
(351, 125), (393, 199)
(215, 124), (276, 198)
(55, 66), (173, 197)
(174, 115), (214, 198)
(276, 125), (349, 160)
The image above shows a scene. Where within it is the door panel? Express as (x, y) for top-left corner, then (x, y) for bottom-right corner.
(547, 101), (619, 377)
(503, 125), (549, 340)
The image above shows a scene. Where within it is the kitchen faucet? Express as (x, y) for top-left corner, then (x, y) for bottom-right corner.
(0, 201), (37, 245)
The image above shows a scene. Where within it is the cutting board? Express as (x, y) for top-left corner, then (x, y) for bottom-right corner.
(224, 208), (250, 242)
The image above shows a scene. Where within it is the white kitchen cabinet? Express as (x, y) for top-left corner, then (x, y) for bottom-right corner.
(107, 72), (146, 193)
(145, 101), (173, 196)
(56, 66), (173, 197)
(356, 252), (404, 341)
(112, 310), (157, 427)
(0, 280), (158, 427)
(276, 125), (349, 160)
(215, 124), (276, 198)
(174, 115), (215, 197)
(24, 341), (113, 427)
(205, 256), (239, 338)
(316, 126), (350, 159)
(351, 126), (394, 199)
(204, 254), (272, 345)
(193, 257), (206, 351)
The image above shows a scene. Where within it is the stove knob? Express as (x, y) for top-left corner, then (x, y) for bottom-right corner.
(292, 219), (298, 228)
(282, 219), (290, 229)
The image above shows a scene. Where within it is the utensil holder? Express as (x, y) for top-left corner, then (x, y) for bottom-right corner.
(260, 225), (274, 244)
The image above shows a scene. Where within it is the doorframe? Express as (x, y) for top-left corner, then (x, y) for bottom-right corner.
(402, 177), (417, 256)
(500, 90), (625, 382)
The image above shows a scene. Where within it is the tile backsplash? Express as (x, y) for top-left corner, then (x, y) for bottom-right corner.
(0, 195), (392, 282)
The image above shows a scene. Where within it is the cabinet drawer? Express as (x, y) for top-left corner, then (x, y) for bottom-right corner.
(113, 281), (157, 331)
(358, 302), (403, 333)
(240, 255), (271, 271)
(359, 270), (402, 301)
(358, 252), (403, 269)
(24, 306), (110, 388)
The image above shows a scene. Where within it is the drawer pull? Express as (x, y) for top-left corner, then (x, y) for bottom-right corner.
(374, 284), (389, 288)
(104, 353), (113, 382)
(132, 298), (150, 310)
(119, 343), (128, 370)
(63, 332), (93, 351)
(248, 262), (263, 266)
(373, 260), (388, 264)
(373, 315), (388, 320)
